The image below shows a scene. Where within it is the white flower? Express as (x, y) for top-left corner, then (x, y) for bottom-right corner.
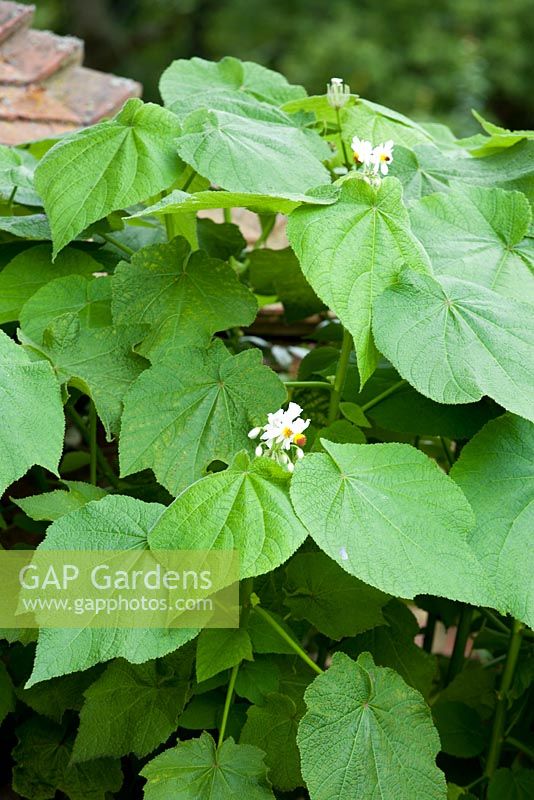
(351, 136), (374, 167)
(371, 140), (394, 175)
(260, 402), (310, 450)
(327, 77), (350, 108)
(250, 402), (310, 472)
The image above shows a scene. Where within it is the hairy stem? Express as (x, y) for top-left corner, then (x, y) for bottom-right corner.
(360, 379), (407, 413)
(217, 663), (240, 748)
(446, 605), (474, 684)
(252, 603), (323, 675)
(284, 380), (334, 391)
(506, 735), (534, 762)
(99, 232), (135, 257)
(440, 436), (454, 470)
(89, 401), (97, 486)
(335, 106), (351, 169)
(253, 214), (276, 250)
(422, 612), (437, 654)
(65, 404), (121, 489)
(327, 328), (353, 423)
(485, 619), (525, 778)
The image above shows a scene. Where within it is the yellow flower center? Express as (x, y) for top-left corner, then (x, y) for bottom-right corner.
(294, 433), (307, 446)
(282, 426), (293, 438)
(380, 153), (391, 162)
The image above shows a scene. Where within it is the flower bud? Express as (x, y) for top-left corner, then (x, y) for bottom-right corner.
(327, 77), (350, 109)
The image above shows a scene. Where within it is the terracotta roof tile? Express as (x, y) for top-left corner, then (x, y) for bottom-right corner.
(0, 1), (32, 44)
(0, 0), (142, 145)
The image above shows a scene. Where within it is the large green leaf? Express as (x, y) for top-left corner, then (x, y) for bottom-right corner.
(14, 481), (107, 521)
(12, 717), (123, 800)
(373, 271), (534, 422)
(72, 651), (193, 761)
(342, 98), (434, 148)
(241, 693), (303, 791)
(459, 111), (534, 156)
(0, 244), (102, 324)
(111, 237), (257, 357)
(290, 440), (488, 603)
(391, 141), (534, 203)
(451, 414), (534, 627)
(0, 143), (41, 206)
(287, 176), (431, 383)
(0, 213), (51, 240)
(297, 652), (446, 800)
(488, 768), (534, 800)
(119, 341), (286, 495)
(410, 186), (534, 301)
(129, 186), (338, 220)
(20, 275), (147, 436)
(248, 247), (325, 322)
(149, 452), (308, 578)
(283, 551), (389, 640)
(432, 702), (487, 758)
(196, 628), (253, 683)
(141, 731), (275, 799)
(234, 656), (281, 705)
(34, 99), (183, 256)
(176, 108), (330, 196)
(340, 600), (438, 700)
(17, 669), (100, 723)
(28, 495), (197, 686)
(0, 330), (64, 498)
(160, 56), (305, 118)
(355, 363), (500, 438)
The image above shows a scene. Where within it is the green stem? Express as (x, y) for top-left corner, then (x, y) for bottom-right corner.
(284, 380), (334, 391)
(360, 379), (407, 413)
(253, 604), (323, 675)
(89, 401), (97, 486)
(223, 207), (232, 224)
(335, 106), (351, 169)
(485, 619), (525, 778)
(481, 608), (510, 636)
(506, 735), (534, 762)
(65, 405), (121, 489)
(483, 654), (507, 670)
(181, 168), (196, 194)
(253, 214), (276, 250)
(217, 663), (240, 748)
(327, 328), (353, 423)
(440, 436), (454, 470)
(7, 185), (17, 211)
(99, 232), (135, 257)
(446, 605), (474, 684)
(422, 613), (437, 654)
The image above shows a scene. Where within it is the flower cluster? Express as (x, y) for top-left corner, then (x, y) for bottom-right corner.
(326, 77), (350, 109)
(351, 136), (394, 184)
(248, 403), (310, 473)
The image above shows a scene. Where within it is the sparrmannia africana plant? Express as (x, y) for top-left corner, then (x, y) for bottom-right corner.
(0, 57), (533, 799)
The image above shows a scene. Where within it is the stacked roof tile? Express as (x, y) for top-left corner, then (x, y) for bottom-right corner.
(0, 1), (141, 145)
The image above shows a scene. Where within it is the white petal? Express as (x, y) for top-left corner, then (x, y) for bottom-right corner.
(286, 402), (303, 421)
(255, 444), (263, 456)
(248, 426), (261, 439)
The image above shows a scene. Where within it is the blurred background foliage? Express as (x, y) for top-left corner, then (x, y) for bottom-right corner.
(27, 0), (533, 134)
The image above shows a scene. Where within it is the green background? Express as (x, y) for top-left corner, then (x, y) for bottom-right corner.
(26, 0), (533, 134)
